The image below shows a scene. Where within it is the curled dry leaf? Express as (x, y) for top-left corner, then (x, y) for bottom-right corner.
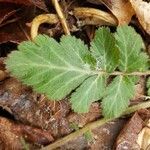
(130, 0), (150, 35)
(31, 14), (59, 40)
(73, 7), (118, 26)
(137, 119), (150, 150)
(31, 7), (117, 39)
(87, 0), (135, 25)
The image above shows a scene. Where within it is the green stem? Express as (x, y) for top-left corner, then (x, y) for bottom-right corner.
(41, 101), (150, 150)
(98, 71), (150, 76)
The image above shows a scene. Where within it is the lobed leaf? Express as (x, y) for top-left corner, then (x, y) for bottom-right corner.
(71, 75), (106, 113)
(115, 25), (149, 72)
(5, 26), (150, 119)
(91, 27), (119, 72)
(102, 76), (136, 118)
(6, 35), (96, 100)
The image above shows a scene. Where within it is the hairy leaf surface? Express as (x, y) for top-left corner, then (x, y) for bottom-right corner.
(5, 26), (150, 119)
(6, 35), (96, 100)
(91, 27), (119, 72)
(102, 76), (136, 118)
(115, 25), (148, 72)
(71, 75), (106, 113)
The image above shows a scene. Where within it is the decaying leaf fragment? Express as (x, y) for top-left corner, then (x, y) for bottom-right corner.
(115, 113), (143, 150)
(87, 0), (135, 25)
(137, 119), (150, 150)
(73, 7), (117, 26)
(0, 117), (54, 149)
(109, 0), (135, 25)
(130, 0), (150, 35)
(31, 7), (117, 40)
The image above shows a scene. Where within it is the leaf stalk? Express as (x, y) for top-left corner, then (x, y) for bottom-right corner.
(98, 71), (150, 76)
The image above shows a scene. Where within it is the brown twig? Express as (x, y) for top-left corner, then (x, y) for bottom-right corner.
(51, 0), (70, 35)
(30, 7), (118, 39)
(41, 101), (150, 150)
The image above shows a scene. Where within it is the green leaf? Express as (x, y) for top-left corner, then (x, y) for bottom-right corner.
(91, 27), (119, 72)
(5, 25), (150, 119)
(60, 35), (96, 69)
(71, 75), (106, 113)
(102, 76), (136, 118)
(6, 35), (96, 100)
(115, 25), (149, 72)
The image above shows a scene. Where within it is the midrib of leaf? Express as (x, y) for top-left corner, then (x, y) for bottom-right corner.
(127, 37), (139, 58)
(21, 42), (97, 75)
(22, 39), (85, 71)
(61, 39), (85, 64)
(29, 45), (73, 68)
(36, 38), (75, 67)
(6, 26), (149, 119)
(91, 27), (118, 72)
(12, 62), (95, 75)
(107, 76), (123, 116)
(75, 75), (99, 110)
(30, 70), (71, 86)
(127, 59), (140, 70)
(120, 29), (128, 72)
(71, 74), (105, 112)
(98, 30), (107, 71)
(50, 74), (91, 98)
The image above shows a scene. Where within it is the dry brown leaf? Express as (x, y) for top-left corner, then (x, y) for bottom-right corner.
(0, 76), (72, 138)
(137, 119), (150, 149)
(73, 7), (118, 26)
(130, 0), (150, 35)
(0, 0), (33, 6)
(0, 117), (54, 149)
(68, 102), (101, 128)
(0, 7), (17, 26)
(87, 0), (135, 25)
(105, 0), (135, 25)
(115, 113), (143, 150)
(0, 23), (29, 44)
